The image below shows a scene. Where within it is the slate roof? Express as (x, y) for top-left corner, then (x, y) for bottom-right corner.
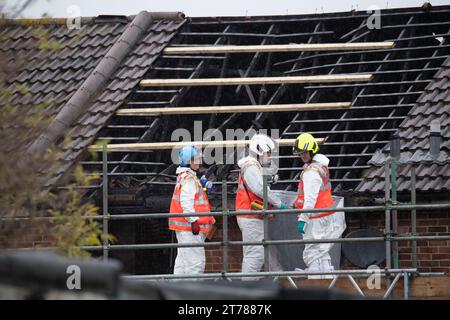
(356, 56), (450, 193)
(1, 6), (450, 195)
(0, 12), (185, 183)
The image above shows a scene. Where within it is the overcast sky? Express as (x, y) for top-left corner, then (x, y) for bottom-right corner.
(11, 0), (450, 18)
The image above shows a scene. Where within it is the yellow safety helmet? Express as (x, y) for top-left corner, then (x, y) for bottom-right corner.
(293, 133), (318, 154)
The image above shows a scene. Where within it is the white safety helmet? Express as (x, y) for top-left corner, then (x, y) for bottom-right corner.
(249, 134), (275, 157)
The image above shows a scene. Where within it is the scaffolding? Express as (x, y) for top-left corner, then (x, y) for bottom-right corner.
(71, 146), (450, 300)
(11, 7), (448, 299)
(70, 8), (450, 299)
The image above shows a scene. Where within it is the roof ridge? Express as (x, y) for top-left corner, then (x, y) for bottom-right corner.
(0, 17), (98, 26)
(189, 5), (450, 22)
(0, 12), (185, 26)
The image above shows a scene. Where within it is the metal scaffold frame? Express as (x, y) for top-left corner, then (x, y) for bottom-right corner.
(14, 8), (448, 299)
(74, 147), (450, 300)
(10, 119), (450, 299)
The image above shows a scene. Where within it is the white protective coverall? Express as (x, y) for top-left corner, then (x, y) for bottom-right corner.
(299, 154), (346, 275)
(173, 166), (207, 275)
(237, 156), (282, 273)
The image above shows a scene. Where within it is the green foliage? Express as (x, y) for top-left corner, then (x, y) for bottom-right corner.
(0, 2), (112, 257)
(47, 165), (115, 258)
(0, 86), (114, 258)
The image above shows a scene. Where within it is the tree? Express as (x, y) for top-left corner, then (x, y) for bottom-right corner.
(0, 2), (113, 258)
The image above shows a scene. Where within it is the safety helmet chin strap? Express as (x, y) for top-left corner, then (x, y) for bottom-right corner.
(297, 151), (314, 164)
(305, 151), (314, 164)
(180, 160), (199, 170)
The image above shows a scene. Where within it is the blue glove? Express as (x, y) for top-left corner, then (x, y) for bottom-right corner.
(298, 221), (306, 234)
(279, 202), (288, 209)
(200, 175), (208, 187)
(200, 175), (214, 195)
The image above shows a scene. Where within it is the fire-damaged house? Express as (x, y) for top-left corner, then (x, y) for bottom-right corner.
(1, 4), (450, 292)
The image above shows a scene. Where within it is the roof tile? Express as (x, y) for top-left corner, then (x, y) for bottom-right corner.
(357, 57), (450, 193)
(1, 13), (184, 185)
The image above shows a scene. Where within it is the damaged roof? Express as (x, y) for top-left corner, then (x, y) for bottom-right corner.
(89, 5), (450, 196)
(1, 5), (450, 195)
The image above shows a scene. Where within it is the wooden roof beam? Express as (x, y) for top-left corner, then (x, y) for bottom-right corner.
(163, 42), (395, 54)
(89, 138), (324, 152)
(139, 74), (373, 87)
(116, 102), (351, 116)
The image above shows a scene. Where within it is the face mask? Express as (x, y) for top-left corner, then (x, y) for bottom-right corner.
(259, 152), (271, 166)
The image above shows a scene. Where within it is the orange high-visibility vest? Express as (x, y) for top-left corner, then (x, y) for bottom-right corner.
(169, 170), (215, 233)
(235, 162), (273, 219)
(294, 161), (334, 219)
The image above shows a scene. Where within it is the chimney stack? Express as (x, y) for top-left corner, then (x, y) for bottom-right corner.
(390, 133), (400, 160)
(429, 119), (441, 159)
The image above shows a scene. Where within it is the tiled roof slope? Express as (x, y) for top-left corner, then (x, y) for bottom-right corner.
(88, 5), (450, 196)
(356, 56), (450, 193)
(0, 12), (185, 183)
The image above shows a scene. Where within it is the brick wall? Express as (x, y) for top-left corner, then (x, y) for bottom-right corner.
(205, 217), (243, 272)
(340, 210), (450, 274)
(0, 220), (54, 249)
(204, 210), (450, 274)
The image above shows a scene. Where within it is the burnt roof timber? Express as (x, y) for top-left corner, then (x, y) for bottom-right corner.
(102, 25), (236, 182)
(328, 15), (414, 183)
(276, 44), (450, 67)
(188, 7), (450, 25)
(82, 6), (450, 194)
(284, 57), (448, 74)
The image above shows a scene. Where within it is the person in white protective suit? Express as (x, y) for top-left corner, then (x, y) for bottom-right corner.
(235, 134), (288, 275)
(169, 146), (215, 276)
(292, 133), (346, 279)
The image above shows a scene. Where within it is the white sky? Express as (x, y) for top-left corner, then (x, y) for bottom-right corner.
(14, 0), (450, 18)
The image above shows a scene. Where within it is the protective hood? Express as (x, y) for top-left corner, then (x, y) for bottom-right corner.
(176, 166), (197, 175)
(312, 153), (330, 167)
(237, 155), (260, 169)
